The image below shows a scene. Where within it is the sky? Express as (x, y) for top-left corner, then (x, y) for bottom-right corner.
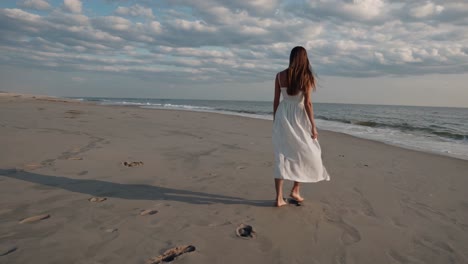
(0, 0), (467, 107)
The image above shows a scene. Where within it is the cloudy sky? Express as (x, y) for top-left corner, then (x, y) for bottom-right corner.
(0, 0), (467, 107)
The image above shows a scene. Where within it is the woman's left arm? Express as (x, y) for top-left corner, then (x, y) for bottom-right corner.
(304, 88), (318, 139)
(273, 74), (281, 120)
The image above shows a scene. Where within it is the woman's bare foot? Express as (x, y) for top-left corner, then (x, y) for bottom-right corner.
(290, 192), (304, 202)
(276, 198), (287, 207)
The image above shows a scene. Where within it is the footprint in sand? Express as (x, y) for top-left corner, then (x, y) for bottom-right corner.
(146, 245), (196, 264)
(19, 214), (50, 224)
(67, 157), (83, 160)
(387, 249), (411, 263)
(322, 206), (361, 245)
(236, 224), (256, 239)
(0, 245), (17, 256)
(64, 110), (83, 119)
(122, 161), (144, 167)
(88, 197), (107, 203)
(65, 110), (83, 115)
(352, 187), (376, 217)
(140, 209), (158, 216)
(413, 235), (455, 255)
(390, 217), (406, 228)
(236, 165), (246, 170)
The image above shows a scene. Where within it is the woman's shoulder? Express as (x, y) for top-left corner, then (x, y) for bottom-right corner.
(277, 68), (288, 75)
(276, 68), (288, 79)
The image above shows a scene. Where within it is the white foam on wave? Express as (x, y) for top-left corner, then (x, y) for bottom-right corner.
(316, 119), (468, 160)
(98, 100), (215, 111)
(211, 110), (273, 120)
(142, 105), (271, 120)
(100, 100), (156, 106)
(142, 104), (214, 110)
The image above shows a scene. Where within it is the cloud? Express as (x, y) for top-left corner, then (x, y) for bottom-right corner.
(93, 16), (133, 32)
(63, 0), (82, 14)
(115, 4), (155, 19)
(171, 19), (217, 32)
(286, 0), (387, 22)
(409, 2), (444, 18)
(149, 21), (162, 34)
(18, 0), (51, 10)
(0, 0), (467, 84)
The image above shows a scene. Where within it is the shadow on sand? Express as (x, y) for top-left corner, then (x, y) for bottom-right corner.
(0, 169), (272, 207)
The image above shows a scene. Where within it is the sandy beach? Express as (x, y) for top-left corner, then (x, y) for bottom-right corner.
(1, 93), (468, 264)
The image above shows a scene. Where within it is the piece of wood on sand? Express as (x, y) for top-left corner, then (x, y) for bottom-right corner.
(19, 214), (50, 224)
(146, 245), (196, 264)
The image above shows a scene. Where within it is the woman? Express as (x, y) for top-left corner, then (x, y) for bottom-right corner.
(272, 46), (330, 207)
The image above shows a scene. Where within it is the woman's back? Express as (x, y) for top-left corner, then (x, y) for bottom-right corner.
(277, 70), (305, 104)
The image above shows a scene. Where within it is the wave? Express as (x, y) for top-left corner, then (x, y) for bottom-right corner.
(77, 97), (467, 142)
(88, 99), (215, 111)
(351, 121), (379, 127)
(217, 109), (273, 115)
(315, 115), (352, 124)
(432, 131), (468, 141)
(149, 103), (214, 110)
(315, 116), (467, 141)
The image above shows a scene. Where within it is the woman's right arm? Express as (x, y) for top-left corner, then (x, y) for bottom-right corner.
(273, 74), (281, 120)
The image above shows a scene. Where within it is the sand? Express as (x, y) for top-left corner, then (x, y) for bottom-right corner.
(0, 93), (467, 264)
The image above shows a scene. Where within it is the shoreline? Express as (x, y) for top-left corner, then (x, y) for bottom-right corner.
(3, 91), (467, 161)
(70, 94), (468, 162)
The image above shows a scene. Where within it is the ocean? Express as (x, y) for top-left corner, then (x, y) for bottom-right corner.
(70, 97), (468, 161)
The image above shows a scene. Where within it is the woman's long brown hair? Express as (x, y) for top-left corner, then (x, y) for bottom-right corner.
(287, 46), (316, 95)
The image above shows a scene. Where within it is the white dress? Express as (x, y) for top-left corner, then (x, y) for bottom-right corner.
(272, 74), (330, 183)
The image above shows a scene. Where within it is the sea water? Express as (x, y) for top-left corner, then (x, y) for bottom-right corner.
(71, 97), (468, 160)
